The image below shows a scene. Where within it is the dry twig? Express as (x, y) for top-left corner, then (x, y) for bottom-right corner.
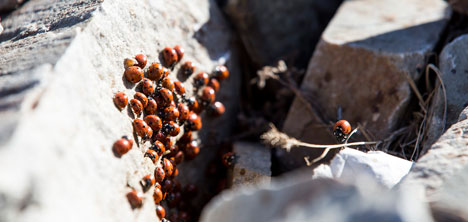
(261, 123), (378, 155)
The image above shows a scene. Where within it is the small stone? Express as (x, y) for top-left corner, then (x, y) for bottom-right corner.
(424, 34), (468, 152)
(230, 142), (271, 188)
(313, 148), (413, 188)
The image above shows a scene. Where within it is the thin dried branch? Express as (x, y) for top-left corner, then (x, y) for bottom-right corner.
(261, 123), (378, 153)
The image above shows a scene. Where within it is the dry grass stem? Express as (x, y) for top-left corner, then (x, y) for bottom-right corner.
(261, 124), (378, 153)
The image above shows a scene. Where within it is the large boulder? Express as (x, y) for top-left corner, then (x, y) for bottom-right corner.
(280, 0), (450, 171)
(0, 0), (241, 221)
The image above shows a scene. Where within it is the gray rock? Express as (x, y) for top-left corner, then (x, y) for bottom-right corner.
(230, 142), (271, 188)
(201, 170), (432, 222)
(431, 164), (468, 221)
(281, 0), (450, 171)
(402, 106), (468, 198)
(424, 34), (468, 152)
(0, 0), (241, 221)
(224, 0), (342, 66)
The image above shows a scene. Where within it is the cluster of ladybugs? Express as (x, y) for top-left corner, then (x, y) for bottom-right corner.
(112, 45), (229, 221)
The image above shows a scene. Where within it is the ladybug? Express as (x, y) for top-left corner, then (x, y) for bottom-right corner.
(167, 192), (181, 208)
(179, 130), (192, 143)
(208, 101), (225, 117)
(134, 92), (148, 108)
(144, 115), (162, 133)
(163, 106), (180, 122)
(181, 61), (195, 76)
(162, 121), (180, 137)
(155, 205), (166, 219)
(141, 174), (156, 191)
(168, 145), (179, 157)
(222, 152), (237, 168)
(173, 81), (186, 95)
(162, 47), (178, 67)
(130, 99), (143, 116)
(154, 132), (173, 150)
(333, 120), (352, 143)
(173, 180), (182, 192)
(162, 158), (174, 177)
(161, 77), (175, 92)
(178, 200), (188, 211)
(163, 68), (170, 78)
(159, 88), (173, 105)
(113, 92), (128, 110)
(123, 58), (138, 68)
(171, 166), (179, 178)
(144, 149), (159, 163)
(154, 167), (166, 183)
(177, 103), (189, 123)
(194, 72), (209, 87)
(185, 112), (202, 131)
(174, 45), (184, 62)
(151, 140), (166, 156)
(178, 211), (189, 222)
(146, 127), (153, 140)
(186, 97), (199, 112)
(147, 62), (165, 81)
(208, 78), (220, 92)
(154, 182), (162, 190)
(133, 119), (150, 139)
(134, 54), (147, 69)
(126, 190), (143, 209)
(200, 86), (215, 104)
(162, 179), (174, 192)
(124, 66), (144, 83)
(213, 65), (229, 81)
(144, 98), (158, 115)
(174, 151), (184, 164)
(183, 184), (198, 198)
(168, 212), (179, 222)
(112, 136), (133, 157)
(141, 78), (154, 96)
(153, 187), (163, 204)
(184, 140), (200, 160)
(162, 138), (174, 150)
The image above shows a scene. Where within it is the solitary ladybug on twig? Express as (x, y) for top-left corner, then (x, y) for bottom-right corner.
(333, 120), (351, 143)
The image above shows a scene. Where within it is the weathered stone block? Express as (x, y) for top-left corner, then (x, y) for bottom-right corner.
(281, 0), (450, 171)
(230, 141), (271, 188)
(0, 0), (241, 221)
